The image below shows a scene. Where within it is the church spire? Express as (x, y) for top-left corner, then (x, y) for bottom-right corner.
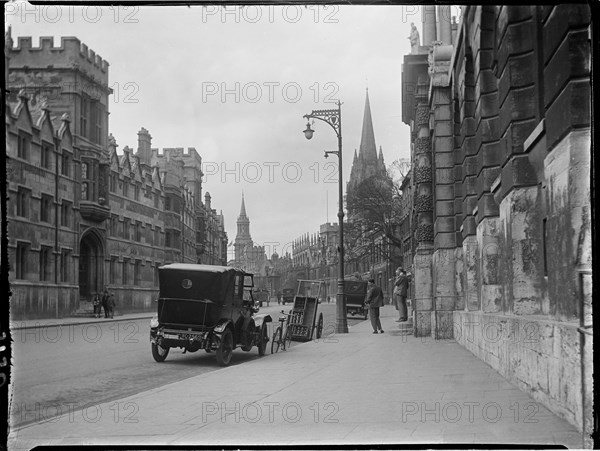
(358, 89), (377, 162)
(239, 192), (248, 219)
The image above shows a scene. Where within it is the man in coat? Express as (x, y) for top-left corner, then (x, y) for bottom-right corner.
(365, 279), (384, 334)
(394, 268), (412, 322)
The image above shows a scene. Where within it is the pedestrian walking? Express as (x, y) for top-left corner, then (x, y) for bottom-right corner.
(106, 291), (116, 319)
(92, 293), (102, 318)
(365, 279), (384, 334)
(394, 268), (411, 322)
(101, 289), (110, 318)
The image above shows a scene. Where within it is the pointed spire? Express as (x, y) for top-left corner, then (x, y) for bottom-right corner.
(239, 192), (247, 218)
(358, 89), (377, 162)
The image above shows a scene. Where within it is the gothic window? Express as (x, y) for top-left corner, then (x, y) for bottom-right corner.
(165, 231), (171, 248)
(16, 242), (29, 279)
(154, 227), (160, 246)
(135, 221), (141, 242)
(110, 256), (117, 284)
(80, 95), (104, 145)
(60, 249), (70, 282)
(134, 184), (140, 201)
(122, 258), (130, 285)
(123, 218), (130, 239)
(39, 246), (52, 281)
(61, 201), (72, 228)
(41, 194), (53, 223)
(134, 259), (142, 286)
(110, 173), (117, 192)
(16, 187), (30, 218)
(41, 141), (52, 169)
(123, 178), (129, 197)
(18, 131), (30, 160)
(61, 152), (71, 177)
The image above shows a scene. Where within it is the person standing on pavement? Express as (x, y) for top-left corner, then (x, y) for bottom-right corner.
(365, 279), (384, 334)
(101, 289), (110, 318)
(394, 268), (411, 322)
(92, 293), (101, 318)
(106, 291), (116, 319)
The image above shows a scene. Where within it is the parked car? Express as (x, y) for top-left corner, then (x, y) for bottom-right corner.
(281, 288), (295, 305)
(150, 264), (272, 366)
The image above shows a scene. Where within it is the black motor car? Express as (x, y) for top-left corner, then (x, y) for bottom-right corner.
(150, 264), (272, 366)
(281, 288), (295, 305)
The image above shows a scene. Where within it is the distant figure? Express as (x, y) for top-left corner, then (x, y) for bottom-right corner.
(106, 291), (116, 319)
(92, 293), (102, 318)
(394, 268), (412, 322)
(277, 291), (282, 305)
(101, 289), (110, 318)
(365, 279), (384, 334)
(408, 22), (420, 53)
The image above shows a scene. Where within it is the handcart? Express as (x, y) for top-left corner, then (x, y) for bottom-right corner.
(287, 280), (324, 342)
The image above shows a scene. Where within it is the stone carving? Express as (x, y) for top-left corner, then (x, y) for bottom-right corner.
(415, 165), (432, 183)
(416, 224), (434, 242)
(415, 137), (431, 154)
(416, 105), (429, 127)
(415, 194), (433, 212)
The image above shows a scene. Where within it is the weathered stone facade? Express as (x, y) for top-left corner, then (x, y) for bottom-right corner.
(6, 34), (228, 320)
(402, 5), (592, 438)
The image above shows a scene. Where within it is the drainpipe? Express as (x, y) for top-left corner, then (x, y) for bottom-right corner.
(54, 136), (60, 318)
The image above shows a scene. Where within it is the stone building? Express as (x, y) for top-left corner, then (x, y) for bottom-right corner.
(290, 224), (338, 298)
(230, 194), (267, 283)
(5, 33), (228, 320)
(401, 5), (592, 437)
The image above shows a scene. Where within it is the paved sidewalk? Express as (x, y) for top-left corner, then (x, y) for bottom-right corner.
(9, 312), (154, 330)
(8, 306), (583, 449)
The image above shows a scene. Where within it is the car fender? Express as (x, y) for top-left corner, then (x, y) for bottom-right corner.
(253, 314), (272, 328)
(213, 319), (233, 334)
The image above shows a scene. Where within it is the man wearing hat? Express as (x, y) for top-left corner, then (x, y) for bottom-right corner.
(394, 268), (411, 322)
(365, 279), (384, 334)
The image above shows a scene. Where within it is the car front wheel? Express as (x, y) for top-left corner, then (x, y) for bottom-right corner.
(216, 329), (234, 366)
(151, 342), (169, 362)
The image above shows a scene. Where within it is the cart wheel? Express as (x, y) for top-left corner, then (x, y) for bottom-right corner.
(271, 326), (282, 354)
(216, 329), (233, 366)
(258, 322), (268, 356)
(316, 313), (324, 339)
(283, 328), (292, 351)
(151, 343), (169, 362)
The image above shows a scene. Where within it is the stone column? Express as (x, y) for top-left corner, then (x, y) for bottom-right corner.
(421, 6), (437, 46)
(413, 95), (434, 337)
(436, 5), (452, 45)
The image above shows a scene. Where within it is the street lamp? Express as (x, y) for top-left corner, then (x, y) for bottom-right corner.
(302, 100), (347, 334)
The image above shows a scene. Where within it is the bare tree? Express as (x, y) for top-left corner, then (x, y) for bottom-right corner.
(345, 168), (405, 268)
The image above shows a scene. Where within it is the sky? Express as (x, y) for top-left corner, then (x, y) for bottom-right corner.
(6, 2), (460, 259)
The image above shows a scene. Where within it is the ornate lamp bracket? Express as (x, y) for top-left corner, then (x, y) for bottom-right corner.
(303, 101), (342, 138)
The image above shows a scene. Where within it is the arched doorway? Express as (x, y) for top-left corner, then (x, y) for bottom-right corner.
(79, 230), (104, 301)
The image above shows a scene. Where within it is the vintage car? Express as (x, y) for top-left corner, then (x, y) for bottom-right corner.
(150, 264), (272, 366)
(281, 288), (295, 305)
(345, 280), (369, 320)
